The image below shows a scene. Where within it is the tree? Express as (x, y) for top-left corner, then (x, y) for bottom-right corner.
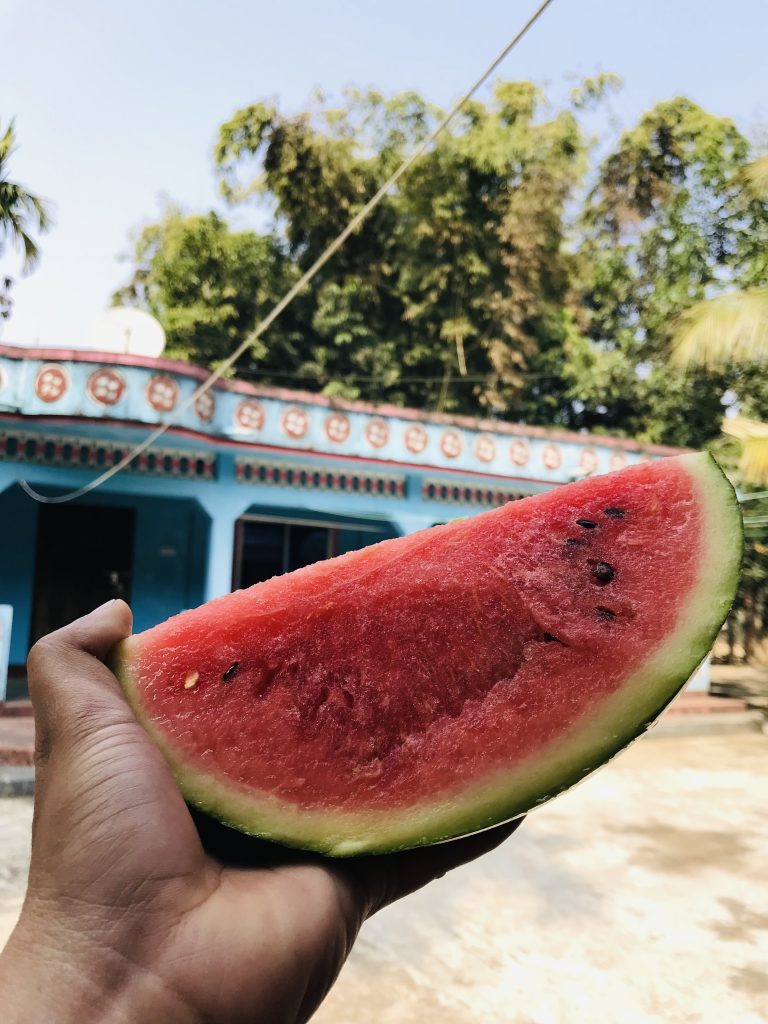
(0, 276), (12, 324)
(0, 118), (51, 335)
(116, 87), (768, 448)
(670, 152), (768, 481)
(0, 119), (50, 271)
(114, 208), (310, 372)
(117, 81), (601, 411)
(565, 98), (766, 449)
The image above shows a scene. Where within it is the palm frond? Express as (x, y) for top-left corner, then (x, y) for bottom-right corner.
(739, 154), (768, 199)
(671, 289), (768, 368)
(18, 190), (51, 232)
(18, 229), (41, 269)
(0, 119), (15, 164)
(722, 416), (768, 486)
(0, 129), (52, 271)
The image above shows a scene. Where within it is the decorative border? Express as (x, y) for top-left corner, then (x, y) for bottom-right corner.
(422, 477), (528, 506)
(0, 345), (690, 458)
(235, 457), (406, 498)
(0, 430), (216, 480)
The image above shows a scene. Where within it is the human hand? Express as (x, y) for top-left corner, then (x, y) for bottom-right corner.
(0, 601), (520, 1023)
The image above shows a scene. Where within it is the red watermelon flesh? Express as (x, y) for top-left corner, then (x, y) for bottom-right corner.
(112, 453), (742, 855)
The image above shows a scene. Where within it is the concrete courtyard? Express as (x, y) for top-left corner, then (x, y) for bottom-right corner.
(2, 732), (767, 1023)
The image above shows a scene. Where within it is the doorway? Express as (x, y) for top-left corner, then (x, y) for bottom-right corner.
(29, 504), (136, 645)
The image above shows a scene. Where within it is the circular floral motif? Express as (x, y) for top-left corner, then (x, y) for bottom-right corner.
(365, 418), (390, 449)
(440, 430), (463, 459)
(145, 374), (179, 413)
(87, 368), (126, 406)
(509, 439), (530, 467)
(325, 412), (351, 444)
(404, 424), (428, 454)
(474, 434), (496, 463)
(194, 390), (215, 423)
(579, 447), (599, 474)
(541, 443), (562, 470)
(610, 451), (628, 472)
(35, 364), (70, 403)
(34, 364), (69, 404)
(281, 405), (310, 439)
(235, 399), (266, 432)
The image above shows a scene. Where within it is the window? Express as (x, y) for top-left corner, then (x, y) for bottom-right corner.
(234, 515), (394, 590)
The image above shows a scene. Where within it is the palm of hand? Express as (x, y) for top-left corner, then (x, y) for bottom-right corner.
(8, 602), (517, 1024)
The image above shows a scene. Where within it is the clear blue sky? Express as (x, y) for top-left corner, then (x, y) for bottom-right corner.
(2, 0), (766, 347)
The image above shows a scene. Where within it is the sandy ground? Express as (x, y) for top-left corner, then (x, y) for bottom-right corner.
(2, 734), (767, 1023)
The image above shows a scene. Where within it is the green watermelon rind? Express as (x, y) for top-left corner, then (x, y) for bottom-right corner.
(111, 452), (743, 857)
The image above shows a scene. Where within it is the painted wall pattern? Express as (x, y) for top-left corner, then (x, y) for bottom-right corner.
(0, 348), (674, 486)
(235, 456), (405, 498)
(0, 428), (216, 480)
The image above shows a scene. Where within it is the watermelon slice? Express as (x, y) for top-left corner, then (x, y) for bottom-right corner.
(111, 453), (742, 856)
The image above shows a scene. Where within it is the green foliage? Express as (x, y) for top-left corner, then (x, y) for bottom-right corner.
(116, 85), (768, 444)
(0, 118), (51, 271)
(567, 97), (768, 448)
(114, 208), (308, 373)
(118, 83), (592, 408)
(0, 118), (51, 331)
(706, 435), (768, 661)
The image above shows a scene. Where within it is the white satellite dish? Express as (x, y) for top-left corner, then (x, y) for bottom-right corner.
(82, 307), (166, 357)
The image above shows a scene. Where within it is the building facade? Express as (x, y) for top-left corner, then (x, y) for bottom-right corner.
(0, 342), (691, 697)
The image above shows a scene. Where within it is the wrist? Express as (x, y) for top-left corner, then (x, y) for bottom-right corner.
(0, 907), (200, 1024)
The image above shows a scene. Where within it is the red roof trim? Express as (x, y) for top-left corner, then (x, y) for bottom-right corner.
(0, 342), (689, 456)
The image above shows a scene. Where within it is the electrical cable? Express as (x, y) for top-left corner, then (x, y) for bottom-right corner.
(20, 0), (557, 504)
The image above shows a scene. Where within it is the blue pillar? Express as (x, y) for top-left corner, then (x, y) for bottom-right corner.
(203, 511), (236, 600)
(198, 484), (251, 602)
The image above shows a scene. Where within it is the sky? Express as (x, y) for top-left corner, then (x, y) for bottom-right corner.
(2, 0), (767, 348)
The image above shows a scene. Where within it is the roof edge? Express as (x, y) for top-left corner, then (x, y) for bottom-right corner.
(0, 342), (691, 457)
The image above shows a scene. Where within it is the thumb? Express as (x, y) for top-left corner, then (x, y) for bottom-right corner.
(26, 600), (207, 908)
(27, 599), (135, 772)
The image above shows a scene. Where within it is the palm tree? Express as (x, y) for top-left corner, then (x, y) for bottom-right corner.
(720, 416), (768, 487)
(0, 118), (51, 270)
(671, 154), (768, 483)
(672, 288), (768, 369)
(741, 153), (768, 198)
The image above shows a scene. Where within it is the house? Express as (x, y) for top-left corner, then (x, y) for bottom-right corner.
(0, 342), (687, 698)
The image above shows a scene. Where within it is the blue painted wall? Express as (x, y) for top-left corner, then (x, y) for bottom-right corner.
(127, 495), (210, 634)
(0, 482), (39, 665)
(0, 466), (209, 665)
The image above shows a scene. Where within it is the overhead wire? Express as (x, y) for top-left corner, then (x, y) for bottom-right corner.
(20, 0), (557, 504)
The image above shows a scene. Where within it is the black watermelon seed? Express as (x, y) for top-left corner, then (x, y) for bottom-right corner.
(223, 661), (240, 682)
(604, 508), (625, 518)
(565, 537), (583, 547)
(542, 632), (566, 645)
(591, 561), (615, 585)
(596, 606), (617, 620)
(576, 519), (597, 529)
